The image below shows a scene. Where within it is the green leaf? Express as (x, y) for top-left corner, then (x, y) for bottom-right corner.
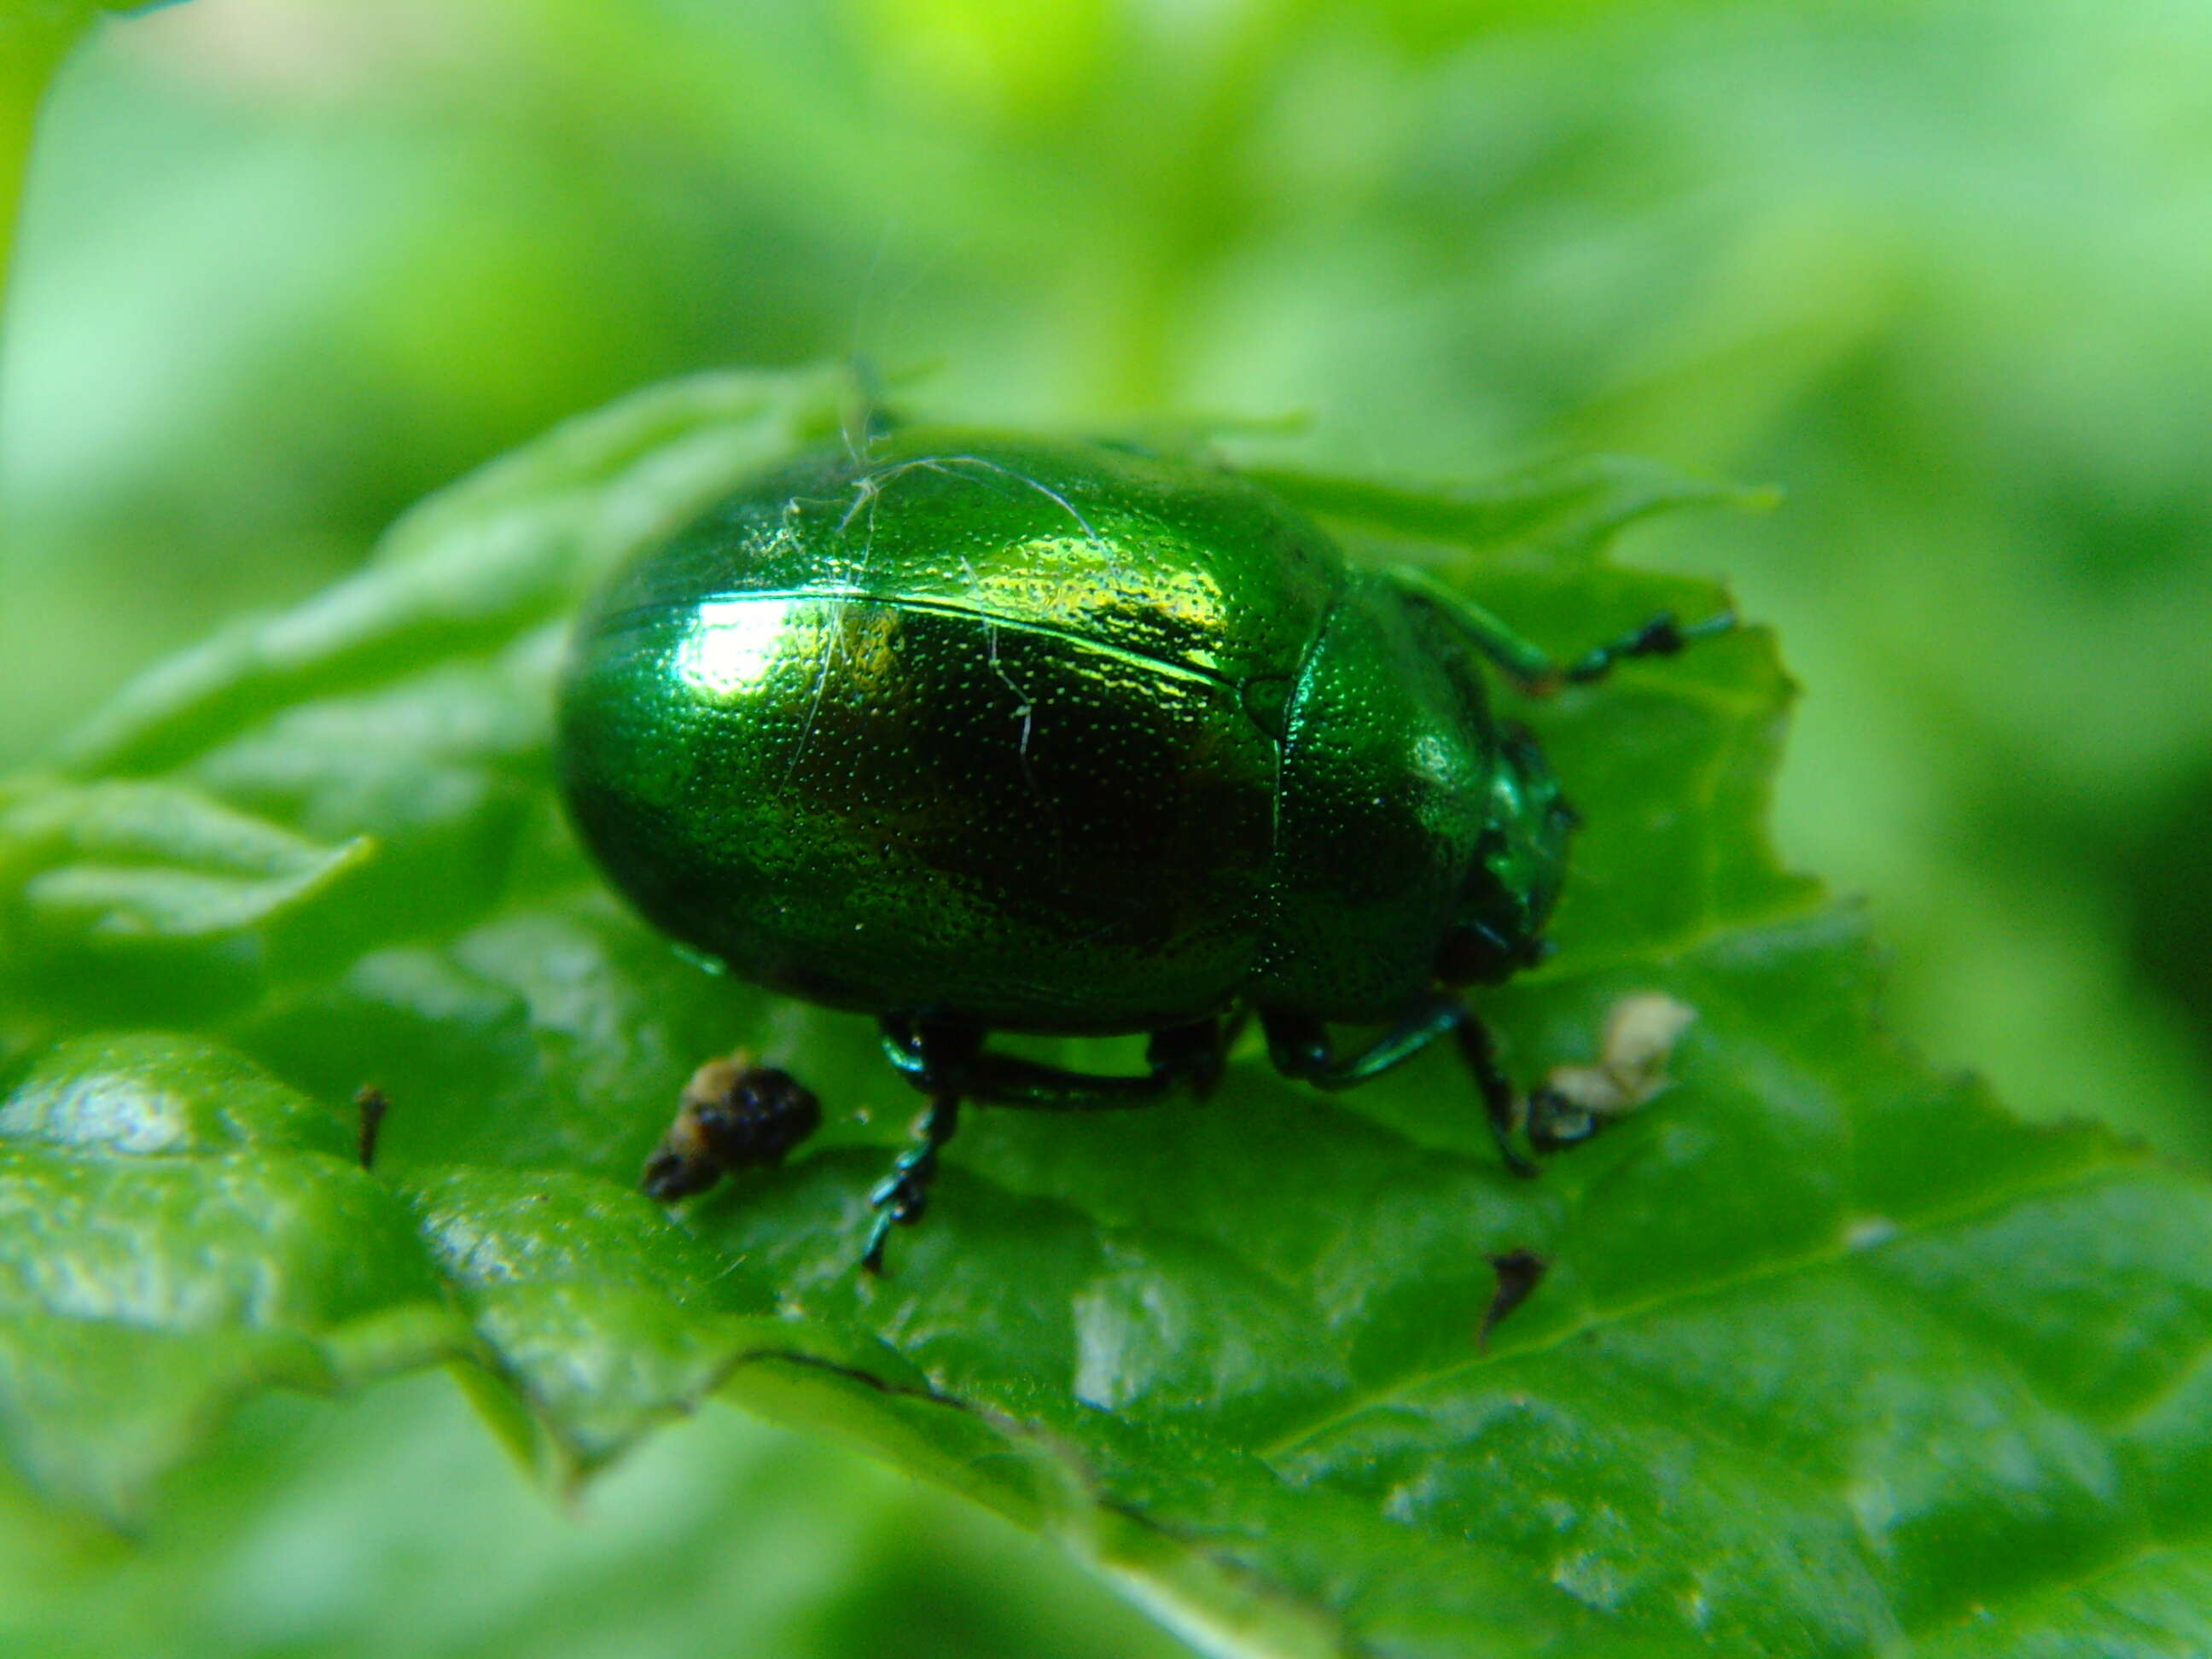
(0, 777), (378, 1023)
(0, 1030), (469, 1521)
(56, 363), (858, 779)
(1241, 452), (1776, 568)
(5, 365), (2209, 1656)
(1, 2), (168, 312)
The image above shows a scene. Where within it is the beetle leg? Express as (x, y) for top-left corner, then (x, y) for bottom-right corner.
(1261, 996), (1537, 1177)
(862, 1091), (960, 1274)
(1474, 605), (1736, 696)
(878, 1014), (1231, 1109)
(1557, 609), (1738, 687)
(1452, 1009), (1540, 1179)
(864, 1014), (1233, 1271)
(1467, 604), (1733, 696)
(1386, 567), (1736, 696)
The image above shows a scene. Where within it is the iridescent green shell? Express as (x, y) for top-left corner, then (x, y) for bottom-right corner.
(556, 429), (1565, 1033)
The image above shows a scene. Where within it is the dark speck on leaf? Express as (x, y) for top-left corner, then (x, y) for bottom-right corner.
(1481, 1248), (1548, 1351)
(354, 1086), (389, 1171)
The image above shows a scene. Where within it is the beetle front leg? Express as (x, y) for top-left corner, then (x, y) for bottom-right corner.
(1385, 566), (1736, 696)
(1450, 1009), (1538, 1179)
(1458, 600), (1737, 696)
(1261, 995), (1536, 1177)
(1555, 608), (1738, 688)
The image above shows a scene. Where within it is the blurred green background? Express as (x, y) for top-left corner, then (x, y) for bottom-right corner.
(3, 0), (2209, 1652)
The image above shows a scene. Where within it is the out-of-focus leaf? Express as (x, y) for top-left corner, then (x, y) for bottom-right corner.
(5, 368), (2210, 1656)
(1, 2), (174, 311)
(1243, 452), (1773, 568)
(0, 1030), (353, 1158)
(58, 364), (855, 779)
(0, 777), (376, 1023)
(0, 1030), (468, 1521)
(0, 1373), (1196, 1659)
(3, 3), (96, 304)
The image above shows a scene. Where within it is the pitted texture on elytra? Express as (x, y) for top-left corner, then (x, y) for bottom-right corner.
(598, 432), (1342, 689)
(565, 590), (1278, 1031)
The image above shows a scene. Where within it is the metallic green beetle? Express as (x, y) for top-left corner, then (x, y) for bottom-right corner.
(557, 428), (1726, 1269)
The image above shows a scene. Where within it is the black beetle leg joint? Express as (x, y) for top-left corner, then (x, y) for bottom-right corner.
(868, 1146), (934, 1217)
(859, 1094), (960, 1274)
(1635, 613), (1688, 655)
(1146, 1020), (1229, 1095)
(1496, 1098), (1543, 1179)
(1561, 608), (1734, 685)
(880, 1018), (983, 1094)
(859, 1158), (933, 1276)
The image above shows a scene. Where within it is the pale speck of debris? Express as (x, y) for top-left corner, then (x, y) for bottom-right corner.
(1537, 991), (1698, 1123)
(1843, 1214), (1899, 1250)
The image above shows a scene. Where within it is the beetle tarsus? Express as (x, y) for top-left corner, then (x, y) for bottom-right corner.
(862, 1093), (960, 1274)
(1452, 1012), (1540, 1178)
(1561, 608), (1738, 687)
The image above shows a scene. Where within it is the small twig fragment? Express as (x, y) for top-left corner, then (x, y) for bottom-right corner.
(354, 1086), (390, 1171)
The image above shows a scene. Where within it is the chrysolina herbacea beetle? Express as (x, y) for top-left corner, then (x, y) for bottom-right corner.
(556, 428), (1731, 1269)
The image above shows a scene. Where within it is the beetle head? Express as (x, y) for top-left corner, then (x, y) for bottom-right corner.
(1435, 725), (1575, 986)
